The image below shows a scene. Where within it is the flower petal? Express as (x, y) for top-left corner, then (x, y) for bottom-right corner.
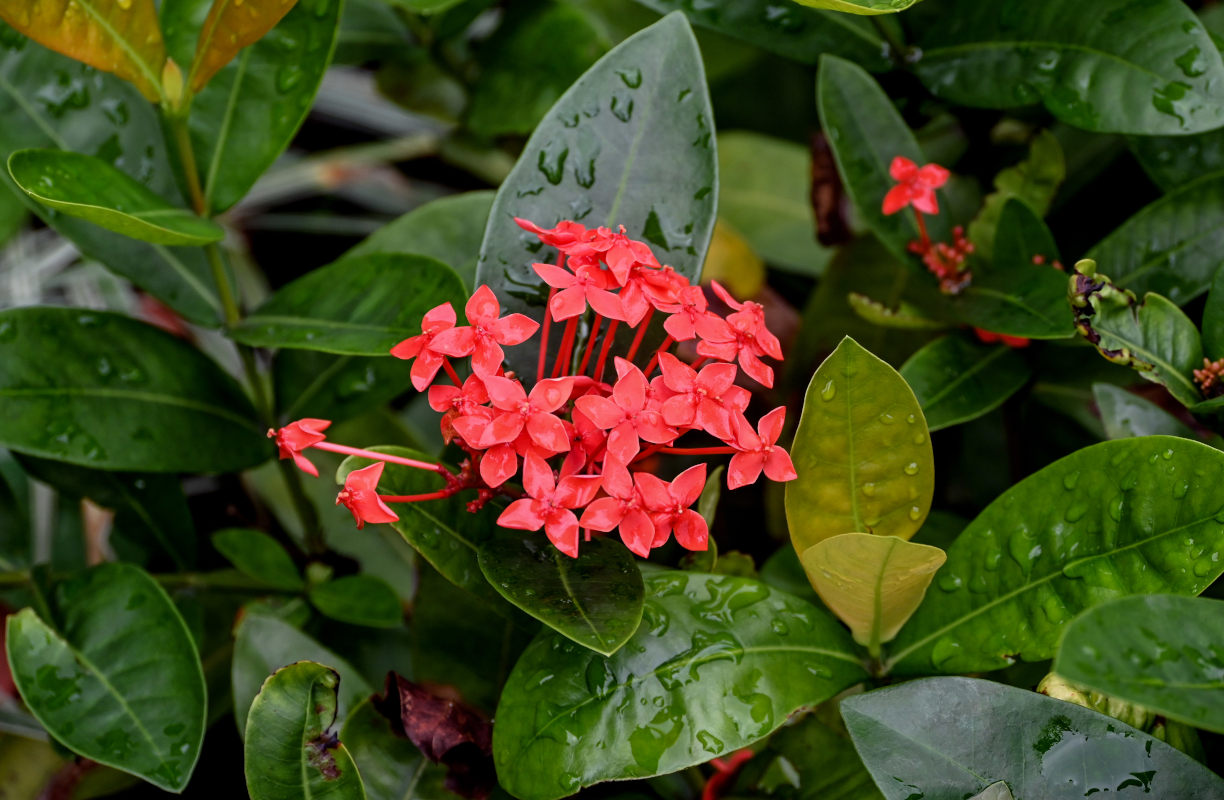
(521, 453), (556, 499)
(673, 509), (708, 551)
(498, 498), (544, 531)
(493, 313), (540, 345)
(671, 462), (707, 506)
(480, 444), (519, 488)
(545, 512), (580, 558)
(466, 284), (501, 325)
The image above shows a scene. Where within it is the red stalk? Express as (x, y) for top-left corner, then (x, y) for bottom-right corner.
(642, 335), (676, 377)
(689, 356), (708, 371)
(442, 358), (463, 387)
(914, 210), (930, 249)
(551, 317), (579, 378)
(577, 314), (604, 376)
(592, 319), (619, 381)
(631, 444), (664, 464)
(312, 442), (448, 473)
(380, 489), (457, 503)
(657, 446), (735, 455)
(624, 307), (654, 363)
(537, 285), (558, 382)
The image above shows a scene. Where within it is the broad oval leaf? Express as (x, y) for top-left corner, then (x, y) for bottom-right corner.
(493, 570), (867, 800)
(0, 0), (166, 100)
(912, 0), (1224, 135)
(475, 11), (717, 379)
(244, 661), (367, 800)
(341, 698), (441, 800)
(1092, 383), (1207, 443)
(1130, 131), (1224, 191)
(885, 436), (1224, 676)
(9, 149), (224, 245)
(232, 254), (466, 355)
(274, 349), (414, 423)
(792, 0), (919, 15)
(842, 677), (1224, 799)
(5, 563), (206, 791)
(0, 307), (269, 472)
(786, 337), (934, 551)
(801, 534), (946, 651)
(309, 574), (404, 628)
(1202, 263), (1224, 361)
(212, 528), (303, 590)
(478, 530), (644, 656)
(900, 335), (1031, 432)
(187, 0), (298, 92)
(1055, 594), (1224, 734)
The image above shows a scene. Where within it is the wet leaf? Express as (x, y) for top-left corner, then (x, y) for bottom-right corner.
(5, 563), (205, 791)
(0, 307), (269, 472)
(913, 0), (1224, 135)
(791, 0), (920, 15)
(244, 661), (367, 800)
(1130, 131), (1224, 191)
(187, 0), (299, 92)
(1202, 263), (1224, 361)
(309, 574), (404, 629)
(0, 0), (166, 100)
(801, 533), (946, 650)
(786, 337), (935, 551)
(212, 528), (303, 590)
(847, 293), (947, 331)
(900, 334), (1031, 432)
(478, 530), (644, 656)
(885, 436), (1224, 676)
(341, 698), (444, 800)
(966, 130), (1064, 261)
(274, 349), (415, 424)
(1055, 594), (1224, 734)
(494, 570), (867, 800)
(476, 12), (717, 380)
(232, 254), (467, 356)
(842, 677), (1224, 799)
(969, 783), (1014, 800)
(1092, 383), (1208, 442)
(728, 714), (881, 800)
(8, 149), (223, 245)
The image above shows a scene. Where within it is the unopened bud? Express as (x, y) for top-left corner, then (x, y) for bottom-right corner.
(162, 58), (185, 111)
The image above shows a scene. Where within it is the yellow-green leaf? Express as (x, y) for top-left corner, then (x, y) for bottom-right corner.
(785, 336), (935, 551)
(188, 0), (299, 92)
(800, 533), (946, 652)
(792, 0), (921, 15)
(0, 0), (167, 101)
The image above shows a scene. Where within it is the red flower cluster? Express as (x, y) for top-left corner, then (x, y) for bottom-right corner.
(270, 220), (796, 558)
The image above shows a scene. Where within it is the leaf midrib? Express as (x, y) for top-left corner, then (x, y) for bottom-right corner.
(0, 387), (259, 431)
(917, 345), (1012, 412)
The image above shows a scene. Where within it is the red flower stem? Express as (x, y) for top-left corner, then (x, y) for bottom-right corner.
(592, 319), (619, 380)
(577, 314), (603, 376)
(624, 307), (654, 363)
(442, 358), (463, 387)
(379, 489), (457, 503)
(657, 446), (736, 455)
(537, 284), (558, 383)
(312, 442), (449, 473)
(642, 335), (676, 377)
(913, 210), (930, 249)
(690, 356), (707, 371)
(551, 317), (579, 379)
(631, 444), (664, 464)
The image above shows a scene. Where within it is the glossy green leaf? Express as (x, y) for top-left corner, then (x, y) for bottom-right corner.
(187, 0), (300, 92)
(885, 436), (1224, 676)
(1092, 383), (1206, 442)
(966, 130), (1064, 261)
(1070, 260), (1203, 408)
(5, 563), (205, 791)
(1202, 264), (1224, 360)
(494, 570), (867, 800)
(1086, 173), (1224, 304)
(1130, 132), (1224, 191)
(0, 461), (26, 571)
(848, 293), (947, 331)
(786, 337), (935, 552)
(842, 677), (1224, 799)
(717, 131), (828, 276)
(8, 149), (223, 245)
(347, 191), (494, 289)
(969, 783), (1014, 800)
(162, 0), (341, 214)
(0, 36), (221, 325)
(275, 349), (414, 424)
(476, 12), (717, 379)
(244, 661), (367, 800)
(900, 335), (1031, 432)
(232, 254), (466, 356)
(729, 714), (881, 800)
(341, 698), (442, 800)
(817, 55), (949, 263)
(0, 307), (269, 472)
(309, 575), (403, 629)
(1055, 594), (1224, 733)
(954, 198), (1073, 340)
(912, 0), (1224, 135)
(632, 1), (888, 70)
(232, 611), (374, 734)
(478, 530), (643, 656)
(212, 528), (303, 590)
(791, 0), (919, 15)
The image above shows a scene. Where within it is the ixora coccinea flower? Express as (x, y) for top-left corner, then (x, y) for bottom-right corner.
(269, 219), (797, 558)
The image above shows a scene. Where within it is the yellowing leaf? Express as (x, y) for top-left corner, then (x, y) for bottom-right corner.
(701, 219), (765, 299)
(0, 0), (167, 101)
(187, 0), (299, 92)
(792, 0), (922, 14)
(801, 533), (946, 652)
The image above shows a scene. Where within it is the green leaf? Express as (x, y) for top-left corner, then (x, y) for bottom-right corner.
(786, 337), (935, 551)
(1130, 133), (1224, 191)
(0, 307), (269, 472)
(244, 661), (367, 800)
(717, 131), (829, 276)
(885, 436), (1224, 676)
(347, 190), (494, 289)
(8, 149), (224, 245)
(309, 575), (403, 629)
(817, 55), (949, 263)
(5, 563), (206, 791)
(966, 130), (1064, 261)
(1202, 264), (1224, 361)
(912, 0), (1224, 135)
(1086, 173), (1224, 304)
(232, 611), (374, 734)
(1055, 594), (1224, 733)
(212, 528), (303, 590)
(1092, 383), (1207, 442)
(847, 293), (947, 331)
(632, 1), (889, 69)
(341, 698), (442, 800)
(730, 714), (881, 800)
(162, 0), (341, 214)
(477, 530), (644, 656)
(1070, 260), (1203, 409)
(900, 335), (1031, 432)
(842, 677), (1224, 799)
(969, 783), (1014, 800)
(274, 349), (415, 424)
(791, 0), (919, 15)
(954, 198), (1073, 340)
(475, 11), (717, 379)
(232, 254), (467, 356)
(493, 570), (867, 800)
(186, 0), (301, 92)
(0, 460), (26, 571)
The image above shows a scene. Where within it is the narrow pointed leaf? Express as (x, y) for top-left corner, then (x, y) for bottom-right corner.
(274, 350), (414, 423)
(188, 0), (299, 92)
(885, 436), (1224, 676)
(900, 335), (1031, 432)
(212, 528), (303, 590)
(1092, 383), (1207, 442)
(786, 337), (934, 552)
(5, 564), (206, 791)
(792, 0), (920, 15)
(309, 574), (403, 629)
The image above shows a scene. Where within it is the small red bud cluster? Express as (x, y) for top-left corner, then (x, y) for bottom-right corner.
(1194, 357), (1224, 398)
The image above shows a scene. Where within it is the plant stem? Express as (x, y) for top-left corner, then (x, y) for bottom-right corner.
(592, 319), (619, 381)
(165, 111), (207, 215)
(624, 307), (653, 363)
(204, 242), (242, 329)
(314, 443), (447, 473)
(870, 16), (911, 65)
(577, 314), (603, 375)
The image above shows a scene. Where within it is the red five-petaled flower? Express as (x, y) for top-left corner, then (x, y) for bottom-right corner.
(268, 417), (331, 477)
(532, 262), (625, 321)
(391, 303), (460, 392)
(728, 407), (797, 489)
(574, 358), (675, 462)
(579, 460), (654, 557)
(636, 463), (708, 552)
(657, 353), (741, 441)
(497, 454), (601, 557)
(882, 156), (949, 216)
(337, 462), (399, 529)
(431, 285), (539, 376)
